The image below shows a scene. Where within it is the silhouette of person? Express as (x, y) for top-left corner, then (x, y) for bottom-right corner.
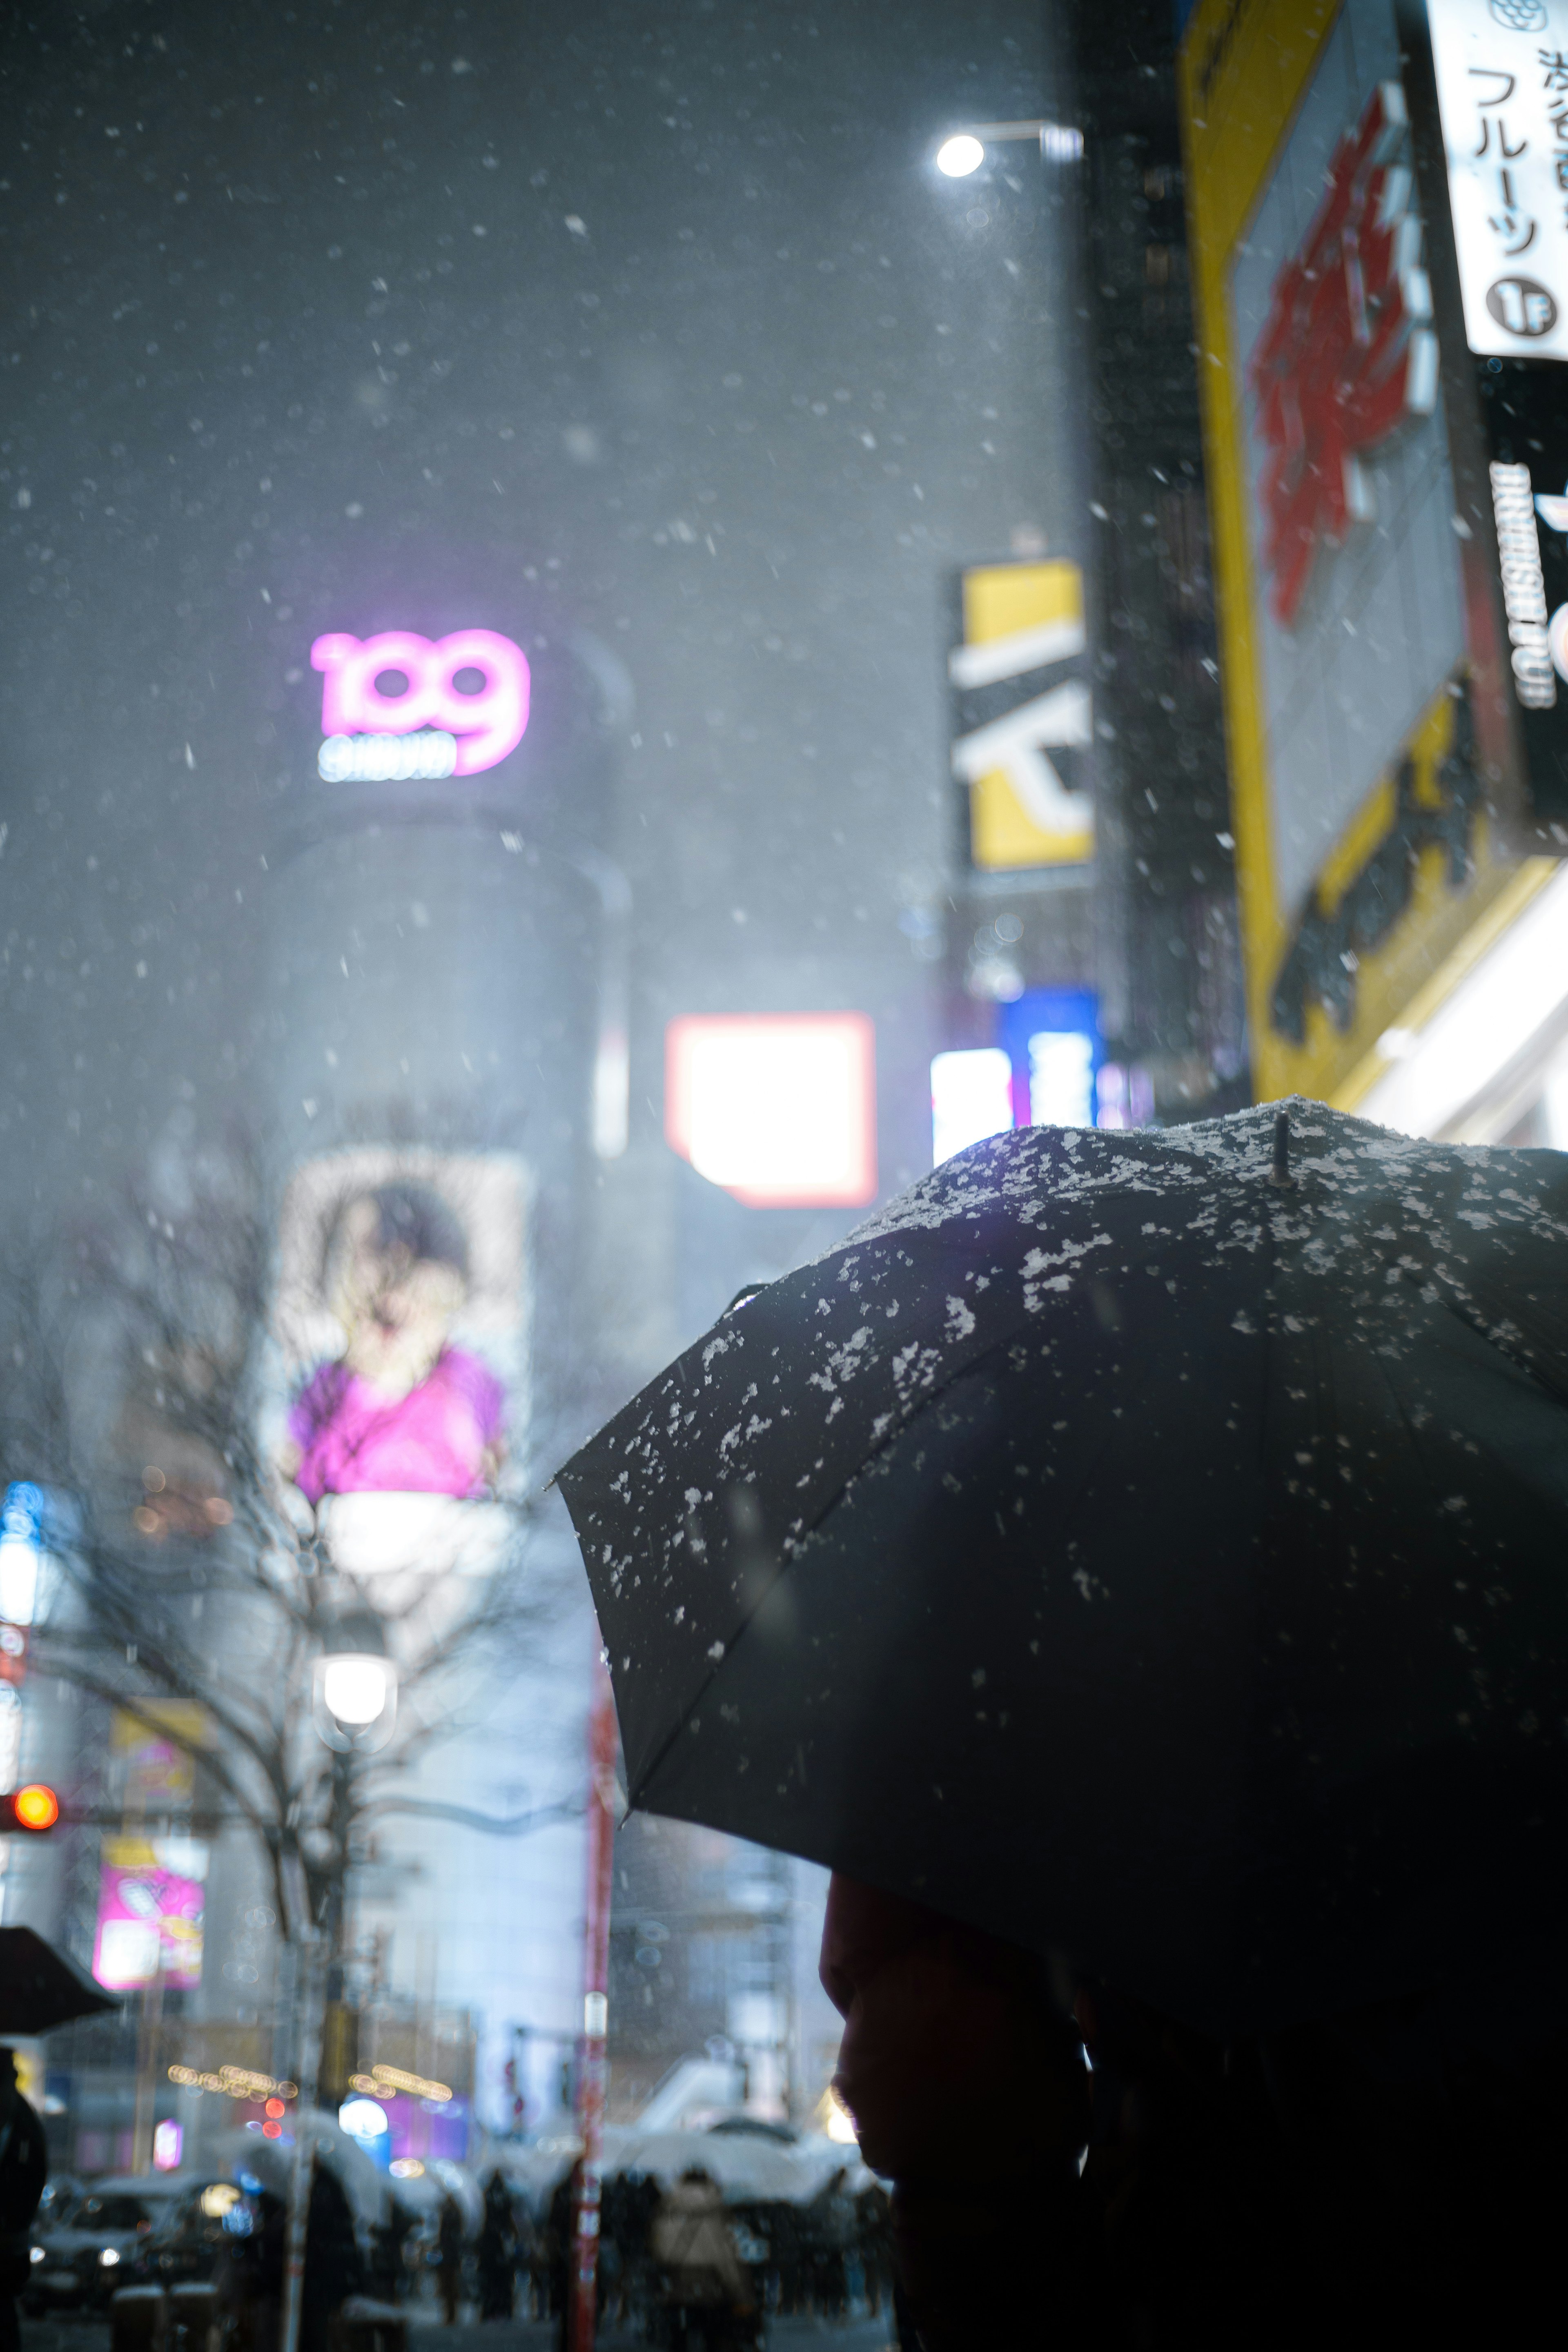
(0, 2050), (46, 2352)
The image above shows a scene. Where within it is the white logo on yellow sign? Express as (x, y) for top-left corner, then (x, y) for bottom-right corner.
(949, 561), (1093, 870)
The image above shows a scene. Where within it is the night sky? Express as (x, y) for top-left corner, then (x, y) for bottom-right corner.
(1, 0), (1078, 1363)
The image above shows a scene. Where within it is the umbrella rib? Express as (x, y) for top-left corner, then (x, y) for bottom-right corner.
(625, 1336), (1131, 1812)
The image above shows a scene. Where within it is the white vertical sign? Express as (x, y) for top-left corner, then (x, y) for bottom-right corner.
(1429, 0), (1568, 359)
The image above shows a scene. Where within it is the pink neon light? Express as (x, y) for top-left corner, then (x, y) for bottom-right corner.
(311, 628), (530, 775)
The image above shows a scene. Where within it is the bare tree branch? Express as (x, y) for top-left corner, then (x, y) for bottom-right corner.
(0, 1132), (575, 1961)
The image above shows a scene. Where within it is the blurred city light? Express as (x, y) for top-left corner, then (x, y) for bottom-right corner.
(94, 1833), (209, 1989)
(0, 1483), (45, 1627)
(2, 1783), (60, 1832)
(931, 1048), (1015, 1165)
(1095, 1063), (1155, 1131)
(321, 1656), (392, 1726)
(826, 2098), (858, 2145)
(339, 2096), (390, 2138)
(313, 1648), (399, 1753)
(935, 134), (985, 177)
(1358, 864), (1568, 1141)
(152, 2119), (183, 2170)
(360, 2060), (454, 2102)
(312, 1492), (513, 1582)
(1027, 1030), (1097, 1128)
(170, 2062), (296, 2100)
(311, 627), (530, 778)
(0, 1691), (20, 1797)
(665, 1013), (878, 1207)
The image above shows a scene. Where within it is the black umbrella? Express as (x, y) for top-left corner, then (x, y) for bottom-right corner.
(0, 1927), (120, 2035)
(559, 1101), (1568, 2038)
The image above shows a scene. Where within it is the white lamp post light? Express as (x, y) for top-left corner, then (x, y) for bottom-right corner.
(936, 133), (986, 178)
(312, 1650), (398, 1753)
(933, 118), (1085, 178)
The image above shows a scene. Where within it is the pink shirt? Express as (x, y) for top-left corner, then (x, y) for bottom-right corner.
(288, 1348), (505, 1502)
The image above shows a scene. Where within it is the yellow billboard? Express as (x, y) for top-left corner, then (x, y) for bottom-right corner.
(1178, 0), (1546, 1104)
(949, 559), (1094, 870)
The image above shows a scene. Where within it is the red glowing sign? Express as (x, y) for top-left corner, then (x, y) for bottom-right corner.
(1250, 81), (1439, 628)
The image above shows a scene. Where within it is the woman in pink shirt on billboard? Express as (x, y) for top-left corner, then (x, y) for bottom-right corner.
(282, 1181), (505, 1503)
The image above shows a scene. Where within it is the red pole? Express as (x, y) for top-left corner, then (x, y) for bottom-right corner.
(569, 1652), (618, 2352)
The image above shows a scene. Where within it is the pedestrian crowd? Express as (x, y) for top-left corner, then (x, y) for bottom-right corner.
(492, 2158), (892, 2346)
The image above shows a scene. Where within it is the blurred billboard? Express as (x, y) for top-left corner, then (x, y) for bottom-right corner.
(274, 1151), (527, 1577)
(664, 1014), (877, 1208)
(948, 559), (1095, 871)
(1179, 0), (1567, 1105)
(929, 989), (1104, 1163)
(94, 1836), (209, 1992)
(93, 1704), (213, 1993)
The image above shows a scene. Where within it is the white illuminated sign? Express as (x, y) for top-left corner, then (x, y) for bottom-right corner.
(318, 732), (457, 782)
(931, 1048), (1015, 1165)
(1429, 0), (1568, 360)
(0, 1483), (44, 1627)
(1490, 459), (1560, 701)
(664, 1014), (877, 1208)
(1027, 1030), (1096, 1128)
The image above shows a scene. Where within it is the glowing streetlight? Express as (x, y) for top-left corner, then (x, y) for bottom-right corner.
(312, 1640), (398, 1754)
(322, 1656), (391, 1726)
(932, 120), (1084, 178)
(936, 134), (985, 178)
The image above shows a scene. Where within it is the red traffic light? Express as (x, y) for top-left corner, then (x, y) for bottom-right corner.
(1, 1784), (60, 1832)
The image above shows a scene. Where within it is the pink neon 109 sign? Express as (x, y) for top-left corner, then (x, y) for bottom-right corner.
(312, 629), (530, 782)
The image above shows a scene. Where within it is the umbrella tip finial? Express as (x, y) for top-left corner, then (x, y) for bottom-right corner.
(1269, 1107), (1296, 1191)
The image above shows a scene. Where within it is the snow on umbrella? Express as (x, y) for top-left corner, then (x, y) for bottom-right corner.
(0, 1927), (120, 2035)
(606, 2127), (828, 2205)
(558, 1101), (1568, 2038)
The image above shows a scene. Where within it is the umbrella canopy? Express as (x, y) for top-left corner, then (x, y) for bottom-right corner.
(384, 2155), (483, 2233)
(603, 2125), (856, 2205)
(0, 1927), (120, 2035)
(558, 1102), (1568, 2038)
(214, 2115), (391, 2229)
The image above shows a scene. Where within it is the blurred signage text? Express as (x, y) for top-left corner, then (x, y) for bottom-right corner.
(1429, 0), (1568, 360)
(312, 628), (530, 780)
(930, 991), (1111, 1163)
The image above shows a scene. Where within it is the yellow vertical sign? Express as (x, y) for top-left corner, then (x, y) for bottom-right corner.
(950, 559), (1094, 870)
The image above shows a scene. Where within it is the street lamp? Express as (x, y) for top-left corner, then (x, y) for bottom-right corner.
(936, 134), (985, 178)
(281, 1617), (399, 2352)
(932, 118), (1085, 176)
(312, 1636), (397, 1754)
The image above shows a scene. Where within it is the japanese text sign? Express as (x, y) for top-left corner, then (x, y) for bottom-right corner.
(1430, 0), (1568, 360)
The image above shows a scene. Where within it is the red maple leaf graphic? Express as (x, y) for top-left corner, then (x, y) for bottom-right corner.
(1249, 80), (1439, 628)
